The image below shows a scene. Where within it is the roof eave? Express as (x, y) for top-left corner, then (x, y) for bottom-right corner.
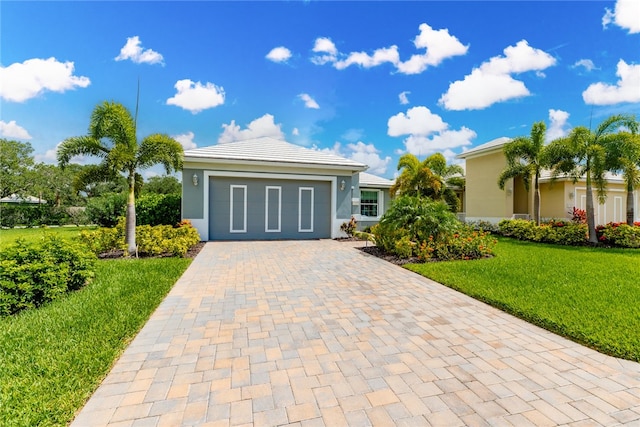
(183, 156), (368, 172)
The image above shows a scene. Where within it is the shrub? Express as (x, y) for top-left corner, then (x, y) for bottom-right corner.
(499, 218), (588, 245)
(425, 227), (497, 261)
(570, 207), (587, 224)
(466, 220), (500, 234)
(339, 216), (357, 237)
(498, 219), (537, 240)
(597, 223), (640, 248)
(0, 203), (70, 227)
(79, 219), (200, 257)
(0, 235), (96, 316)
(85, 193), (126, 227)
(136, 193), (181, 226)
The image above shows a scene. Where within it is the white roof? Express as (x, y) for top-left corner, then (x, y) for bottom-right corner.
(0, 194), (46, 204)
(184, 137), (367, 171)
(359, 172), (394, 188)
(456, 137), (512, 159)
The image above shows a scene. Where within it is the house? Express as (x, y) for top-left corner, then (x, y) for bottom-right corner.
(182, 137), (393, 240)
(0, 194), (47, 204)
(457, 137), (638, 225)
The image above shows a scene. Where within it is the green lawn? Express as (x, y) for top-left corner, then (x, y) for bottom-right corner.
(0, 226), (96, 249)
(406, 237), (640, 362)
(0, 228), (191, 426)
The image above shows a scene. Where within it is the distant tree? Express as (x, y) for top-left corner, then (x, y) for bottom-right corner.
(143, 175), (181, 195)
(604, 130), (640, 225)
(391, 153), (463, 211)
(0, 139), (34, 198)
(543, 114), (638, 244)
(498, 121), (547, 225)
(72, 164), (140, 198)
(29, 163), (85, 206)
(58, 101), (183, 255)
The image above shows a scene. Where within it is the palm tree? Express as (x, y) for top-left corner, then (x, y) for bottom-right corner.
(390, 153), (463, 211)
(604, 130), (640, 225)
(543, 114), (638, 244)
(58, 101), (183, 254)
(498, 121), (547, 225)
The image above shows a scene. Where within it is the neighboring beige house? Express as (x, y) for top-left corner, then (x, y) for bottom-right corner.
(457, 137), (638, 225)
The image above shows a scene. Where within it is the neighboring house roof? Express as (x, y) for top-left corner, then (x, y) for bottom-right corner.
(184, 137), (368, 171)
(456, 137), (512, 159)
(359, 172), (394, 188)
(0, 194), (46, 204)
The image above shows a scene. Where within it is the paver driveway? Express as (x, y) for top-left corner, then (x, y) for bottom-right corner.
(72, 240), (640, 426)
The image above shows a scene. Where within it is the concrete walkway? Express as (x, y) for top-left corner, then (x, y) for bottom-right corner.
(72, 240), (640, 426)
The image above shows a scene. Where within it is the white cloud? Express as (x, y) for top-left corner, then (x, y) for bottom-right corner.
(572, 59), (597, 72)
(34, 142), (86, 164)
(439, 40), (556, 111)
(603, 0), (640, 34)
(298, 93), (320, 109)
(292, 128), (300, 136)
(311, 23), (467, 74)
(266, 46), (292, 63)
(387, 106), (447, 137)
(313, 140), (390, 175)
(388, 106), (476, 158)
(166, 79), (225, 114)
(547, 109), (570, 142)
(0, 120), (32, 140)
(582, 59), (640, 105)
(218, 114), (284, 143)
(341, 128), (364, 142)
(398, 91), (410, 105)
(172, 131), (197, 150)
(115, 36), (164, 65)
(0, 57), (90, 102)
(311, 37), (338, 65)
(347, 141), (391, 175)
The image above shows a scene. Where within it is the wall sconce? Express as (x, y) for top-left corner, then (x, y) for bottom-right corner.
(340, 180), (346, 191)
(569, 191), (574, 200)
(192, 173), (199, 186)
(506, 187), (512, 196)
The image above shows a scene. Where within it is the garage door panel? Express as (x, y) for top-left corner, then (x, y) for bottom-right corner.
(210, 177), (330, 240)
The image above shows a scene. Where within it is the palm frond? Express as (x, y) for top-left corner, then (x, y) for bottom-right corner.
(57, 136), (107, 167)
(137, 134), (184, 173)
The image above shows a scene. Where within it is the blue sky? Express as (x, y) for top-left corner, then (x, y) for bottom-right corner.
(1, 1), (639, 179)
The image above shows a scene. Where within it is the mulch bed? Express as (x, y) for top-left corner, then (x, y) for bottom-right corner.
(97, 241), (207, 259)
(358, 245), (422, 266)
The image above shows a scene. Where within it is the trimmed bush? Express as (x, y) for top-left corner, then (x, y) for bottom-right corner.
(0, 203), (70, 228)
(597, 223), (640, 248)
(499, 218), (589, 246)
(136, 193), (181, 226)
(85, 193), (126, 227)
(0, 235), (96, 316)
(79, 219), (200, 257)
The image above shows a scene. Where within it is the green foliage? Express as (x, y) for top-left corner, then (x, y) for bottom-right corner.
(136, 193), (181, 226)
(142, 175), (181, 195)
(0, 203), (70, 227)
(0, 257), (190, 425)
(0, 235), (96, 316)
(498, 218), (587, 245)
(371, 196), (494, 260)
(80, 219), (200, 257)
(0, 139), (34, 199)
(466, 220), (500, 234)
(339, 216), (357, 237)
(406, 237), (640, 361)
(85, 192), (127, 227)
(597, 223), (640, 248)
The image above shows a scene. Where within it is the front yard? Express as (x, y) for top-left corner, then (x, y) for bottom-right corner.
(0, 228), (191, 426)
(406, 237), (640, 362)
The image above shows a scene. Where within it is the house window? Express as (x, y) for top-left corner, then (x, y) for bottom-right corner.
(360, 190), (380, 217)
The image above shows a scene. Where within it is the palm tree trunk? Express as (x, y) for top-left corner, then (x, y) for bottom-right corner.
(126, 172), (137, 256)
(585, 169), (598, 244)
(533, 172), (540, 226)
(627, 181), (634, 226)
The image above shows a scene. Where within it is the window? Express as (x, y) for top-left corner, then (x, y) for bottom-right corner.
(229, 185), (247, 233)
(360, 190), (380, 217)
(265, 186), (281, 232)
(298, 187), (314, 232)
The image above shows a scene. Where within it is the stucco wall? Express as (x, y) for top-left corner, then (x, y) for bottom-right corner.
(540, 181), (567, 219)
(182, 168), (204, 219)
(465, 151), (508, 218)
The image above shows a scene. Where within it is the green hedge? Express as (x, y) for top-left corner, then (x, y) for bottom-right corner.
(0, 235), (97, 316)
(0, 204), (70, 228)
(136, 193), (181, 226)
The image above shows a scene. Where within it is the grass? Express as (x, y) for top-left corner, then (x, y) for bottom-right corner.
(0, 228), (191, 426)
(0, 226), (96, 249)
(406, 237), (640, 362)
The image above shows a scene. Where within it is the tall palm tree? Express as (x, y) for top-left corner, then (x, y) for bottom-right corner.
(58, 101), (183, 254)
(498, 121), (547, 225)
(390, 153), (463, 210)
(543, 114), (638, 244)
(604, 130), (640, 225)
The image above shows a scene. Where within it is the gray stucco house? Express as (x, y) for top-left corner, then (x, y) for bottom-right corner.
(182, 137), (393, 240)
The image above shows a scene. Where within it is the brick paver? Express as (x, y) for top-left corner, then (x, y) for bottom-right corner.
(72, 240), (640, 426)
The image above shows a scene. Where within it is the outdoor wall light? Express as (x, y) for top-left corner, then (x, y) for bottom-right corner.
(506, 187), (512, 196)
(340, 180), (346, 191)
(192, 173), (199, 186)
(569, 191), (574, 200)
